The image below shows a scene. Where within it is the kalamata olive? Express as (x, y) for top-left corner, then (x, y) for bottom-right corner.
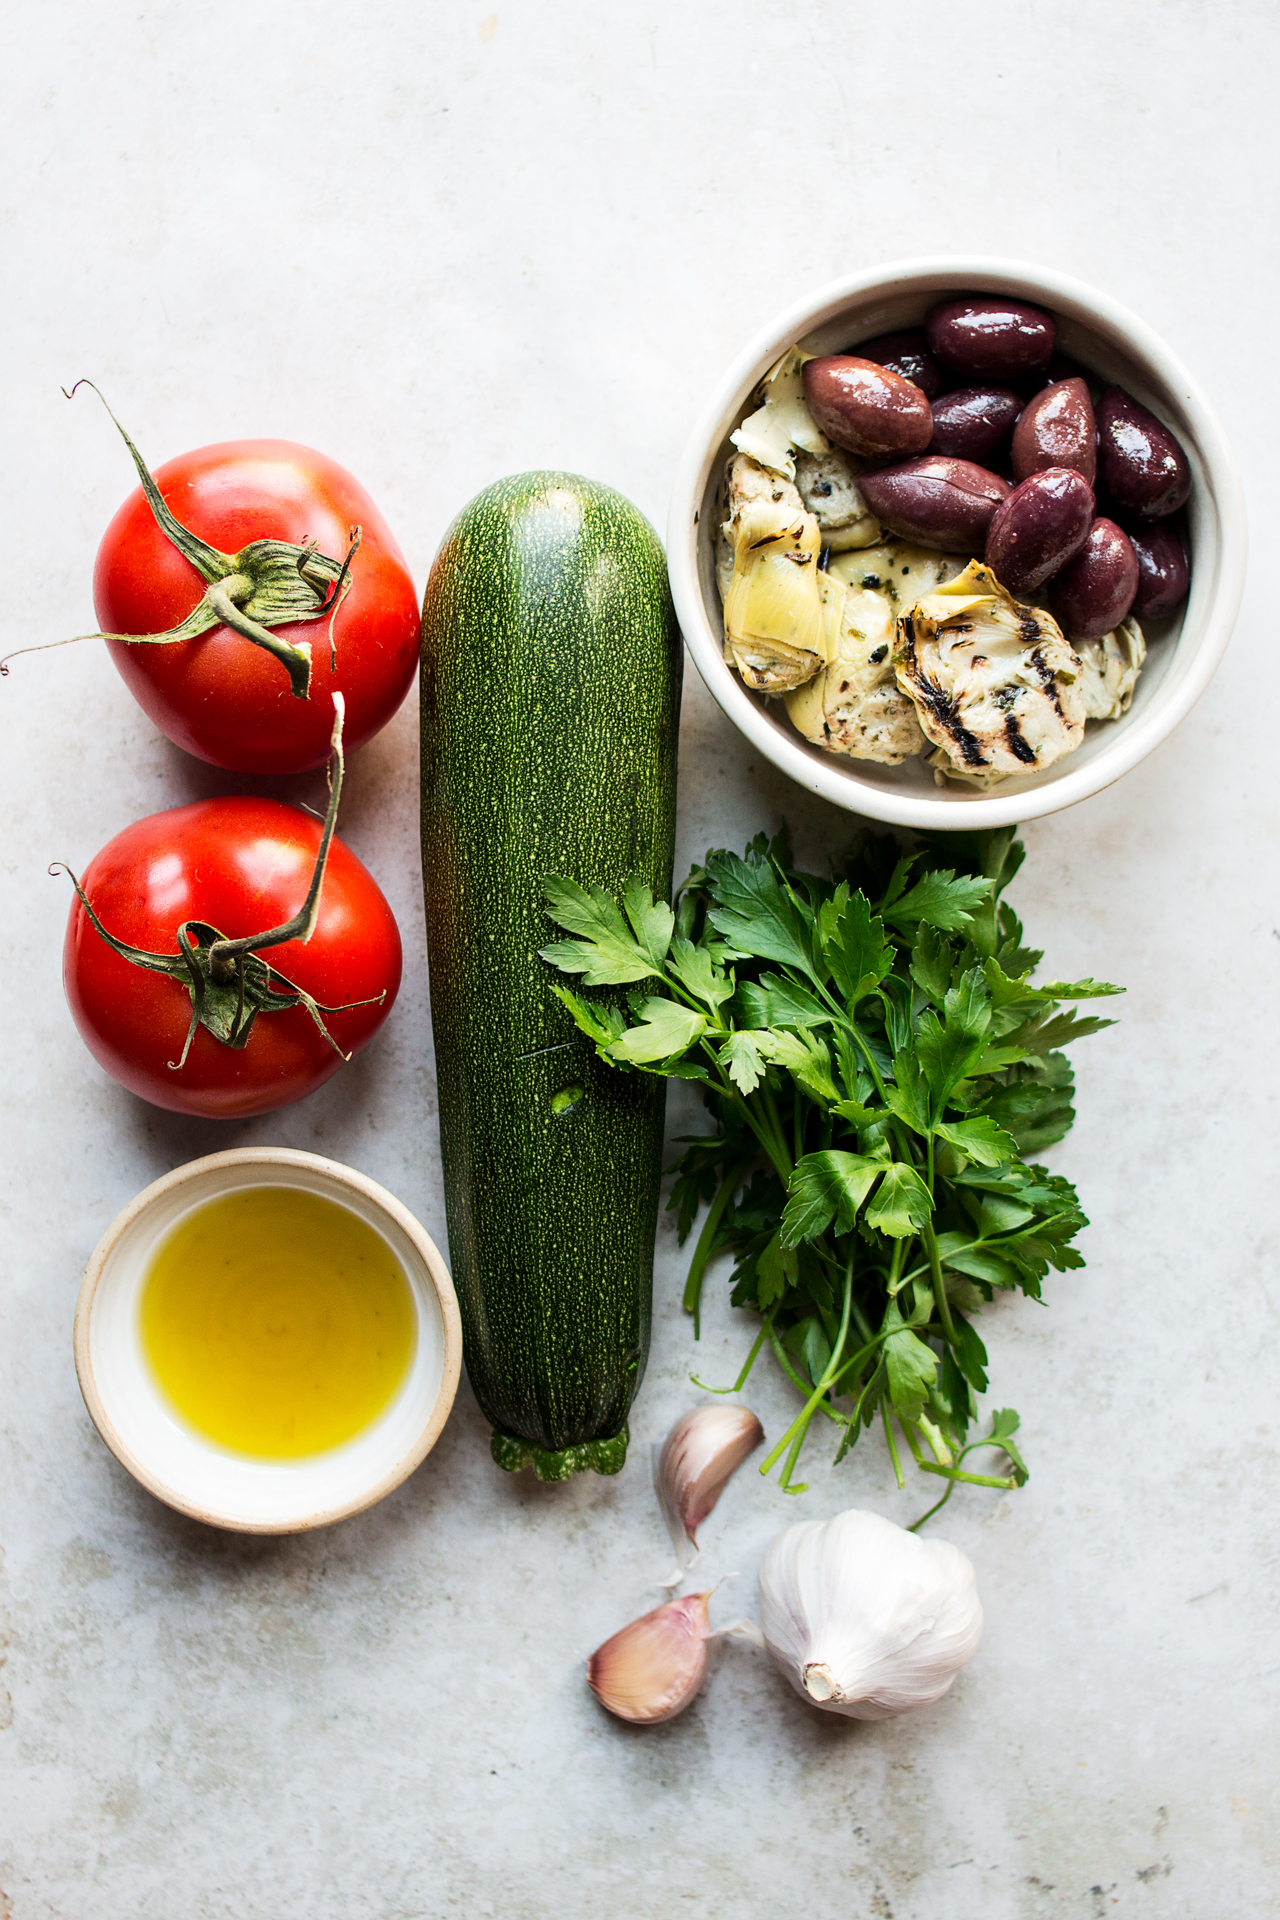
(1041, 352), (1100, 399)
(854, 329), (948, 400)
(1049, 519), (1139, 641)
(1096, 388), (1191, 519)
(858, 456), (1011, 552)
(1128, 521), (1190, 622)
(1011, 378), (1097, 486)
(927, 385), (1023, 463)
(984, 467), (1095, 594)
(925, 297), (1056, 379)
(803, 356), (933, 459)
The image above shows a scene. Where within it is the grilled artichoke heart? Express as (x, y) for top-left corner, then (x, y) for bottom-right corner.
(716, 453), (804, 602)
(729, 347), (830, 481)
(1074, 616), (1146, 721)
(785, 586), (926, 764)
(894, 560), (1086, 785)
(794, 449), (881, 552)
(722, 497), (838, 694)
(830, 541), (969, 612)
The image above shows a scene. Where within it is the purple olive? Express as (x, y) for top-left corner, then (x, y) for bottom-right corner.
(927, 385), (1023, 463)
(803, 356), (933, 459)
(1128, 521), (1190, 622)
(858, 456), (1012, 552)
(926, 297), (1056, 380)
(1049, 519), (1139, 641)
(985, 468), (1095, 594)
(1011, 378), (1097, 486)
(853, 329), (948, 400)
(1040, 352), (1101, 401)
(1097, 388), (1191, 519)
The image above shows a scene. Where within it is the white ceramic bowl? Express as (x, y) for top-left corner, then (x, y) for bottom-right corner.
(75, 1148), (462, 1533)
(667, 256), (1247, 828)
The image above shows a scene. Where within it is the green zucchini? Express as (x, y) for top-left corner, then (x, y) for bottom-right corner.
(420, 472), (682, 1480)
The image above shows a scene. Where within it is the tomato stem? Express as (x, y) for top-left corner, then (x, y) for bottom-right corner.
(51, 694), (381, 1066)
(26, 382), (363, 700)
(208, 695), (346, 978)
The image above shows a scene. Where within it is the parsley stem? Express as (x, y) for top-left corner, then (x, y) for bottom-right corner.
(758, 1247), (855, 1477)
(765, 1321), (844, 1428)
(759, 1085), (793, 1178)
(777, 1423), (809, 1494)
(700, 1056), (792, 1183)
(681, 1159), (751, 1334)
(908, 1479), (957, 1531)
(916, 1462), (1017, 1489)
(690, 1302), (778, 1395)
(823, 1327), (892, 1396)
(847, 1021), (890, 1102)
(922, 1218), (957, 1346)
(922, 1133), (957, 1344)
(882, 1398), (906, 1489)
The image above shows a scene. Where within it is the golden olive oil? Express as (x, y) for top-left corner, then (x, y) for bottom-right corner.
(140, 1187), (415, 1458)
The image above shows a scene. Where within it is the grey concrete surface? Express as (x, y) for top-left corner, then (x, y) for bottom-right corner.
(2, 3), (1277, 1914)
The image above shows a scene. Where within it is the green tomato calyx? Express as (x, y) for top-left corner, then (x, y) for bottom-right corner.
(3, 383), (361, 698)
(53, 695), (384, 1069)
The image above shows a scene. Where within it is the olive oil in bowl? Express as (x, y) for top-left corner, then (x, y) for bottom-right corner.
(140, 1187), (416, 1459)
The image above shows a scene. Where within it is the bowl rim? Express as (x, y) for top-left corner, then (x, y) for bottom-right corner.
(74, 1146), (463, 1534)
(666, 253), (1248, 829)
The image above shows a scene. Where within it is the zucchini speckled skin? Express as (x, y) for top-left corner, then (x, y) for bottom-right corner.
(420, 473), (682, 1478)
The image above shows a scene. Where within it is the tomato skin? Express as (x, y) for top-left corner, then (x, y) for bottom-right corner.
(64, 798), (402, 1118)
(93, 440), (420, 774)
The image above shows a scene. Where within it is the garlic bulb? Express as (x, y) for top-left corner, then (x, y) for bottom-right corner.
(657, 1405), (764, 1562)
(757, 1509), (982, 1720)
(587, 1592), (712, 1725)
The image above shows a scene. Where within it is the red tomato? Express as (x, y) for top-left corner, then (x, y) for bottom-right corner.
(93, 440), (420, 774)
(64, 797), (402, 1118)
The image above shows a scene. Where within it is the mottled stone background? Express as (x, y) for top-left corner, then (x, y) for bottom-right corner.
(2, 3), (1276, 1914)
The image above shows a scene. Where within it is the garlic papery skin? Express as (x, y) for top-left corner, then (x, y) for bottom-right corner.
(587, 1592), (712, 1725)
(757, 1509), (982, 1721)
(657, 1405), (764, 1562)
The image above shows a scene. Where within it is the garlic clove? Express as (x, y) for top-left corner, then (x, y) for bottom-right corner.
(757, 1508), (983, 1721)
(656, 1405), (764, 1562)
(587, 1592), (713, 1725)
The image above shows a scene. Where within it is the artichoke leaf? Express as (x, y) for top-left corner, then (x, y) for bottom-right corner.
(730, 347), (830, 481)
(1074, 616), (1146, 721)
(829, 542), (969, 614)
(716, 453), (804, 603)
(786, 587), (926, 766)
(894, 560), (1087, 784)
(722, 499), (835, 694)
(794, 449), (881, 552)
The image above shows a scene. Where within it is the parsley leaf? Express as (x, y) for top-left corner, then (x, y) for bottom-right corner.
(781, 1148), (887, 1247)
(819, 885), (894, 1002)
(607, 999), (706, 1064)
(866, 1162), (934, 1237)
(541, 876), (661, 985)
(933, 1115), (1019, 1167)
(881, 868), (992, 934)
(539, 825), (1116, 1517)
(705, 848), (816, 975)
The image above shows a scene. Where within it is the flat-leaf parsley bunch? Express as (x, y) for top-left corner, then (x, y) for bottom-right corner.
(542, 828), (1120, 1521)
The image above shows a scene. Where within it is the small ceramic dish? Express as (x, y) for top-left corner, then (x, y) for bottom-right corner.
(75, 1147), (462, 1533)
(667, 255), (1247, 829)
